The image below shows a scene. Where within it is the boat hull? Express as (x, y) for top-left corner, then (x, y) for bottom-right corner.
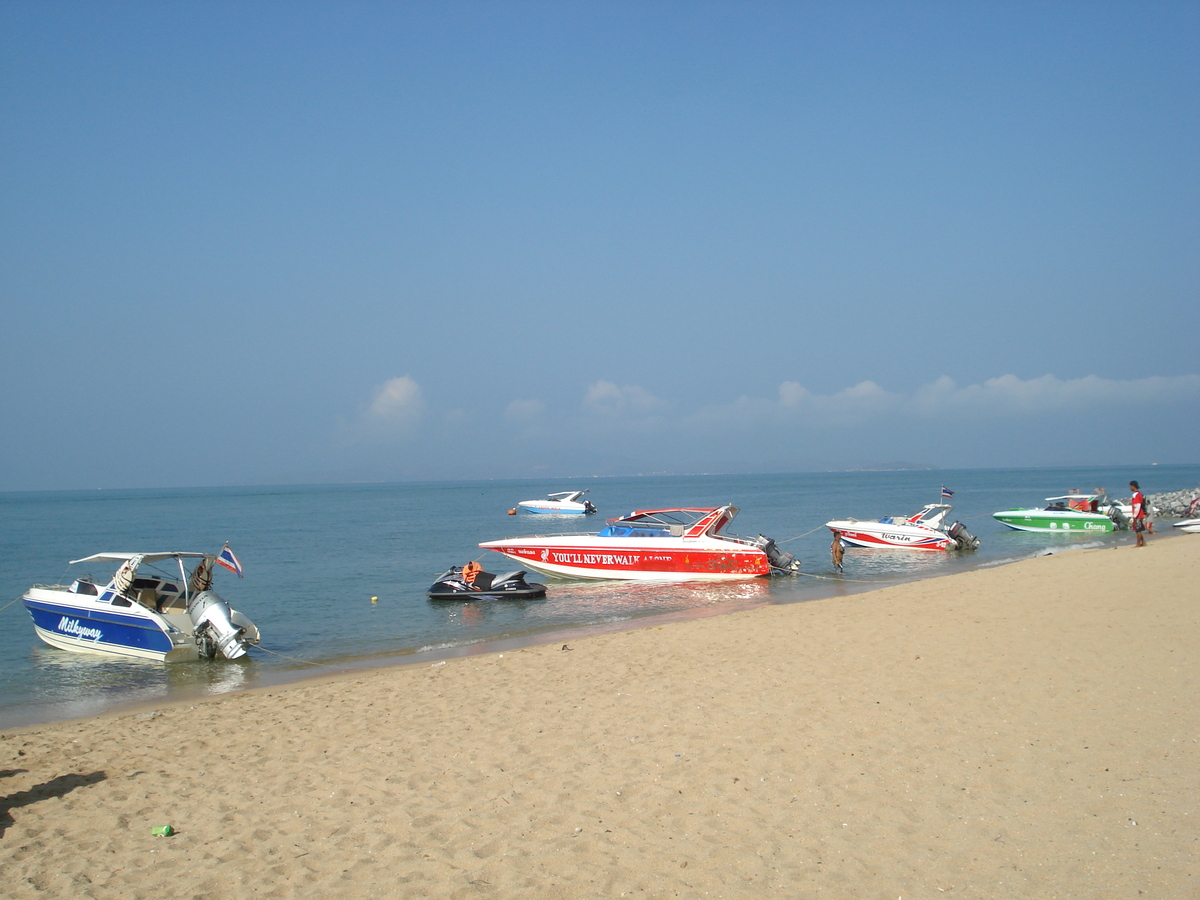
(518, 503), (588, 514)
(826, 520), (951, 551)
(1172, 518), (1200, 533)
(992, 510), (1114, 533)
(479, 537), (770, 581)
(22, 592), (199, 662)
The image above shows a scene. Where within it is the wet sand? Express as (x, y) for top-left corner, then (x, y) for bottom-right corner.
(2, 536), (1196, 899)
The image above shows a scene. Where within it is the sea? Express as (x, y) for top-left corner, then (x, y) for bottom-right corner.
(2, 464), (1197, 729)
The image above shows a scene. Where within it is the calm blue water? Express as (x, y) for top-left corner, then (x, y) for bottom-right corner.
(2, 465), (1197, 728)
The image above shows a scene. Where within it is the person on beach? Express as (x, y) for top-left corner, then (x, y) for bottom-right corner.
(831, 532), (844, 573)
(1130, 481), (1148, 547)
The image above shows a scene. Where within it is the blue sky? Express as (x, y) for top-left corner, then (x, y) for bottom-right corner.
(1, 1), (1197, 489)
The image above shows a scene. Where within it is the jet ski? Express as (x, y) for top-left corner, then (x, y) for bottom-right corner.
(427, 563), (547, 600)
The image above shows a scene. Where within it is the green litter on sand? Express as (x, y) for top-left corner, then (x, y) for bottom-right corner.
(151, 825), (174, 837)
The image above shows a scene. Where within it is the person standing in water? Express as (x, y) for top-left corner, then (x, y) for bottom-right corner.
(831, 532), (845, 573)
(1129, 480), (1148, 547)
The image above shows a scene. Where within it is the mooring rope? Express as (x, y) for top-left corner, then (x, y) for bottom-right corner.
(797, 571), (891, 584)
(0, 595), (24, 615)
(253, 644), (343, 669)
(776, 524), (829, 544)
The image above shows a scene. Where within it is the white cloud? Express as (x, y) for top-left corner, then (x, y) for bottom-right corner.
(583, 380), (666, 417)
(367, 375), (424, 425)
(778, 381), (810, 406)
(910, 373), (1200, 416)
(505, 398), (545, 422)
(692, 372), (1200, 432)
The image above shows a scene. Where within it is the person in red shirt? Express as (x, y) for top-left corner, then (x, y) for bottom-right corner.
(1129, 480), (1148, 547)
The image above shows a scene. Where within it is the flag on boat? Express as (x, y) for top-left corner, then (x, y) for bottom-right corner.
(941, 486), (954, 498)
(216, 543), (244, 578)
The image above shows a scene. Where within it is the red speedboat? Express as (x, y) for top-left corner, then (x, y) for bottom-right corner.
(479, 505), (800, 581)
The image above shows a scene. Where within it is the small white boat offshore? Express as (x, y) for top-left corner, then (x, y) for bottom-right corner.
(21, 548), (260, 662)
(517, 490), (597, 515)
(993, 492), (1130, 533)
(1172, 519), (1200, 533)
(482, 505), (800, 581)
(826, 503), (980, 551)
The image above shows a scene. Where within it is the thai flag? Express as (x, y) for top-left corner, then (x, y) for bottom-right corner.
(216, 543), (244, 578)
(941, 486), (954, 498)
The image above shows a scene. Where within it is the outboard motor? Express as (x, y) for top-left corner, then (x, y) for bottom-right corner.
(1108, 505), (1130, 530)
(584, 500), (598, 514)
(756, 535), (801, 574)
(947, 521), (981, 551)
(188, 590), (252, 659)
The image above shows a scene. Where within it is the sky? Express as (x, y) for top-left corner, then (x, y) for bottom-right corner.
(1, 1), (1197, 490)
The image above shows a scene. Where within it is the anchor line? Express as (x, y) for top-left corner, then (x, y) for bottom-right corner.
(0, 595), (24, 615)
(797, 571), (892, 584)
(253, 644), (344, 669)
(775, 525), (829, 544)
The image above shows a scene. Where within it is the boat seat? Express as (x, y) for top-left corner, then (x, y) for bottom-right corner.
(493, 571), (525, 585)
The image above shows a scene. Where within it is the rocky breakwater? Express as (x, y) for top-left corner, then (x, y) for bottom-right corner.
(1145, 488), (1200, 518)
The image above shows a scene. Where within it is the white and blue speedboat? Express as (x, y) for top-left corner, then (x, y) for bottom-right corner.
(21, 550), (260, 662)
(517, 490), (597, 515)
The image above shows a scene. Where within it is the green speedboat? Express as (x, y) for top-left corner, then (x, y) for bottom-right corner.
(993, 494), (1128, 533)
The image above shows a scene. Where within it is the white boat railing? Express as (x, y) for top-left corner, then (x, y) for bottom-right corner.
(488, 530), (758, 544)
(490, 531), (597, 540)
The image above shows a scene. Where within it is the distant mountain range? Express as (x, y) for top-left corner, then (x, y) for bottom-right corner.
(842, 462), (939, 472)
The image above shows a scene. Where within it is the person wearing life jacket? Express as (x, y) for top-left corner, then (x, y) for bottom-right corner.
(1129, 480), (1148, 547)
(462, 561), (483, 584)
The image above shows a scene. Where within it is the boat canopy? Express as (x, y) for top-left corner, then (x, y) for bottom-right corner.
(69, 552), (210, 565)
(547, 491), (588, 502)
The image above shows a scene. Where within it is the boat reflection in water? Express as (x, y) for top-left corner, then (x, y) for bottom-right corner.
(21, 645), (254, 725)
(822, 547), (969, 579)
(432, 577), (774, 630)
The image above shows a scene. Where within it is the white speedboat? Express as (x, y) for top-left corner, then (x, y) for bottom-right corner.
(21, 549), (260, 662)
(826, 503), (980, 551)
(481, 505), (800, 580)
(517, 490), (597, 515)
(1172, 519), (1200, 533)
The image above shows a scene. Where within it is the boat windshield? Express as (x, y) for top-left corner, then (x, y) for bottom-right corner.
(1045, 495), (1099, 512)
(596, 523), (672, 538)
(603, 507), (737, 539)
(907, 504), (951, 526)
(612, 509), (712, 527)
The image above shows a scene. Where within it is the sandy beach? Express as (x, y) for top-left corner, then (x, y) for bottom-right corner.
(2, 536), (1196, 899)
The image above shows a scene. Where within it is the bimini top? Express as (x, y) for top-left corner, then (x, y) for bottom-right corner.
(69, 552), (210, 565)
(598, 506), (739, 539)
(545, 491), (589, 502)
